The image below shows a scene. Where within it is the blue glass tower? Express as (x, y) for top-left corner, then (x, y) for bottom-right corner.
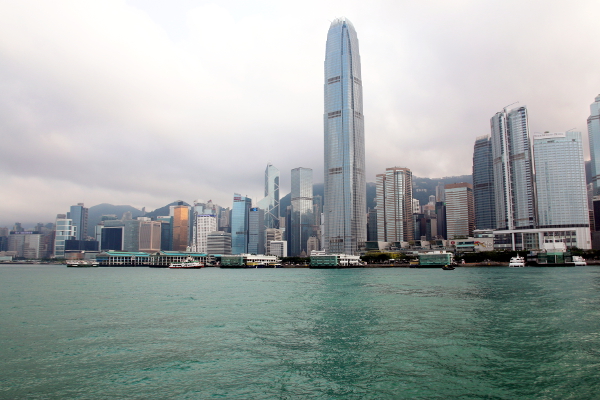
(231, 193), (251, 254)
(323, 17), (366, 255)
(472, 135), (496, 229)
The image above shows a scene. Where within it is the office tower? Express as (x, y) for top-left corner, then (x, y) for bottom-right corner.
(192, 214), (217, 253)
(306, 236), (320, 254)
(54, 214), (75, 257)
(490, 105), (536, 230)
(257, 163), (280, 229)
(9, 232), (43, 259)
(472, 135), (496, 229)
(588, 95), (600, 195)
(231, 193), (252, 254)
(436, 183), (445, 202)
(435, 201), (447, 239)
(248, 207), (265, 254)
(323, 17), (366, 255)
(171, 204), (190, 251)
(67, 203), (88, 240)
(445, 183), (475, 239)
(138, 221), (161, 253)
(269, 240), (287, 258)
(290, 167), (313, 256)
(412, 198), (420, 214)
(376, 167), (414, 242)
(534, 132), (589, 228)
(265, 228), (283, 255)
(207, 231), (232, 255)
(367, 208), (377, 241)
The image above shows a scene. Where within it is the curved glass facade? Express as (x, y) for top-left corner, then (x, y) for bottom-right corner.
(588, 95), (600, 195)
(323, 17), (366, 255)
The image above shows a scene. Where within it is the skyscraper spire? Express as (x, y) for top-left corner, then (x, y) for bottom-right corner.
(323, 18), (366, 255)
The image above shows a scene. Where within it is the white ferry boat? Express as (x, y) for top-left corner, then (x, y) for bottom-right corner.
(169, 258), (204, 269)
(508, 255), (525, 267)
(571, 256), (587, 266)
(66, 260), (99, 267)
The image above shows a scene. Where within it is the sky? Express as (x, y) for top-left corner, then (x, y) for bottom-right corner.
(1, 0), (599, 227)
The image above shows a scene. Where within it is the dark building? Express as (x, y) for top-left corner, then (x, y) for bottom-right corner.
(65, 240), (99, 251)
(473, 135), (496, 230)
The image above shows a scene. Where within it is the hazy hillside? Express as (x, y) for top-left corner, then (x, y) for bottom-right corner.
(87, 204), (143, 236)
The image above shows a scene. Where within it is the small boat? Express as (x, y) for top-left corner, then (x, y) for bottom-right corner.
(571, 256), (587, 266)
(442, 265), (455, 270)
(508, 255), (526, 267)
(66, 260), (99, 267)
(169, 258), (204, 269)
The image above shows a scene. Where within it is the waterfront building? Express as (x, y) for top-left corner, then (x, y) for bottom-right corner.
(257, 163), (280, 229)
(533, 132), (589, 228)
(206, 231), (232, 255)
(9, 232), (43, 259)
(231, 193), (252, 254)
(290, 167), (313, 256)
(156, 216), (172, 251)
(323, 17), (366, 255)
(490, 106), (536, 230)
(54, 215), (75, 257)
(269, 240), (287, 258)
(68, 203), (88, 240)
(445, 183), (475, 239)
(171, 204), (190, 251)
(265, 228), (283, 255)
(588, 95), (600, 195)
(248, 207), (265, 254)
(376, 167), (414, 243)
(139, 220), (162, 253)
(472, 135), (496, 229)
(191, 201), (218, 254)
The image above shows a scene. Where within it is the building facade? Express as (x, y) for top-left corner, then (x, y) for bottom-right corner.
(192, 214), (217, 254)
(206, 231), (232, 255)
(490, 105), (536, 230)
(290, 167), (313, 256)
(257, 163), (280, 229)
(588, 95), (600, 195)
(54, 215), (75, 257)
(533, 132), (589, 228)
(68, 203), (88, 240)
(171, 204), (190, 251)
(323, 17), (366, 255)
(472, 135), (496, 230)
(248, 207), (265, 254)
(444, 183), (475, 239)
(376, 167), (414, 243)
(231, 193), (252, 254)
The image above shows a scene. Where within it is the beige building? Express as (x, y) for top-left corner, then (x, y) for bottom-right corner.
(445, 183), (475, 239)
(376, 167), (414, 242)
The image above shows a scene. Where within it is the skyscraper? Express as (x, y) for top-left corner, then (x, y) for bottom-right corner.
(171, 204), (190, 251)
(290, 167), (313, 256)
(533, 132), (588, 228)
(68, 203), (88, 241)
(376, 167), (413, 243)
(248, 207), (265, 254)
(323, 17), (366, 255)
(472, 135), (495, 229)
(588, 95), (600, 195)
(231, 193), (252, 254)
(490, 105), (536, 230)
(444, 183), (475, 239)
(257, 163), (280, 229)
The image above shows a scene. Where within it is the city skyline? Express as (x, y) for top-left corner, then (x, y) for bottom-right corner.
(1, 1), (600, 226)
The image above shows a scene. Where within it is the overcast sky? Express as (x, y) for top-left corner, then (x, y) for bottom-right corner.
(1, 0), (599, 227)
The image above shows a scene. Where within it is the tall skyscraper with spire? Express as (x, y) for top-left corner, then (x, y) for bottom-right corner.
(323, 17), (366, 255)
(257, 163), (280, 229)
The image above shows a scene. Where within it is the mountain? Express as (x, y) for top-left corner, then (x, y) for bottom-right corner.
(144, 201), (191, 219)
(87, 204), (144, 236)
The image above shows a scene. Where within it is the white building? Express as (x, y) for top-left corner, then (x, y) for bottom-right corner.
(192, 215), (217, 253)
(269, 240), (287, 258)
(376, 167), (413, 242)
(54, 215), (76, 257)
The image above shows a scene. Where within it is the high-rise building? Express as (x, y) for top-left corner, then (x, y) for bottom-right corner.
(323, 17), (366, 255)
(533, 132), (589, 228)
(265, 228), (284, 255)
(207, 231), (232, 255)
(588, 95), (600, 195)
(257, 163), (280, 229)
(231, 193), (252, 254)
(445, 183), (475, 239)
(171, 204), (190, 251)
(376, 167), (413, 242)
(54, 214), (75, 257)
(191, 214), (217, 254)
(248, 207), (265, 254)
(139, 220), (161, 252)
(490, 105), (536, 230)
(472, 135), (496, 230)
(290, 167), (313, 256)
(68, 203), (88, 240)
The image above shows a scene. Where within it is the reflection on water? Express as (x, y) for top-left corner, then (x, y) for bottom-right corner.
(1, 266), (600, 399)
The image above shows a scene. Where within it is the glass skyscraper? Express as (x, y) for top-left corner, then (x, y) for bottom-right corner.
(231, 193), (251, 254)
(587, 95), (600, 195)
(323, 17), (366, 255)
(472, 135), (495, 229)
(533, 132), (588, 228)
(490, 106), (536, 230)
(290, 167), (313, 256)
(257, 163), (280, 229)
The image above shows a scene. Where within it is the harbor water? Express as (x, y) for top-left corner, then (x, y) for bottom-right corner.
(1, 265), (600, 399)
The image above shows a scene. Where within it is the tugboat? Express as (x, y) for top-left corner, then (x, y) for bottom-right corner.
(169, 257), (204, 269)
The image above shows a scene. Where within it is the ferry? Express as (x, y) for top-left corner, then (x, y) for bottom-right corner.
(508, 255), (526, 267)
(169, 258), (204, 269)
(570, 256), (587, 266)
(66, 260), (99, 267)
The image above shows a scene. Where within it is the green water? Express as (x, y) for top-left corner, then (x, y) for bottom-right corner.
(1, 265), (599, 399)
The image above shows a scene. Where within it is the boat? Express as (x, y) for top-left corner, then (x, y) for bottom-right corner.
(66, 260), (99, 267)
(442, 265), (455, 270)
(169, 258), (204, 269)
(508, 255), (526, 267)
(570, 256), (587, 266)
